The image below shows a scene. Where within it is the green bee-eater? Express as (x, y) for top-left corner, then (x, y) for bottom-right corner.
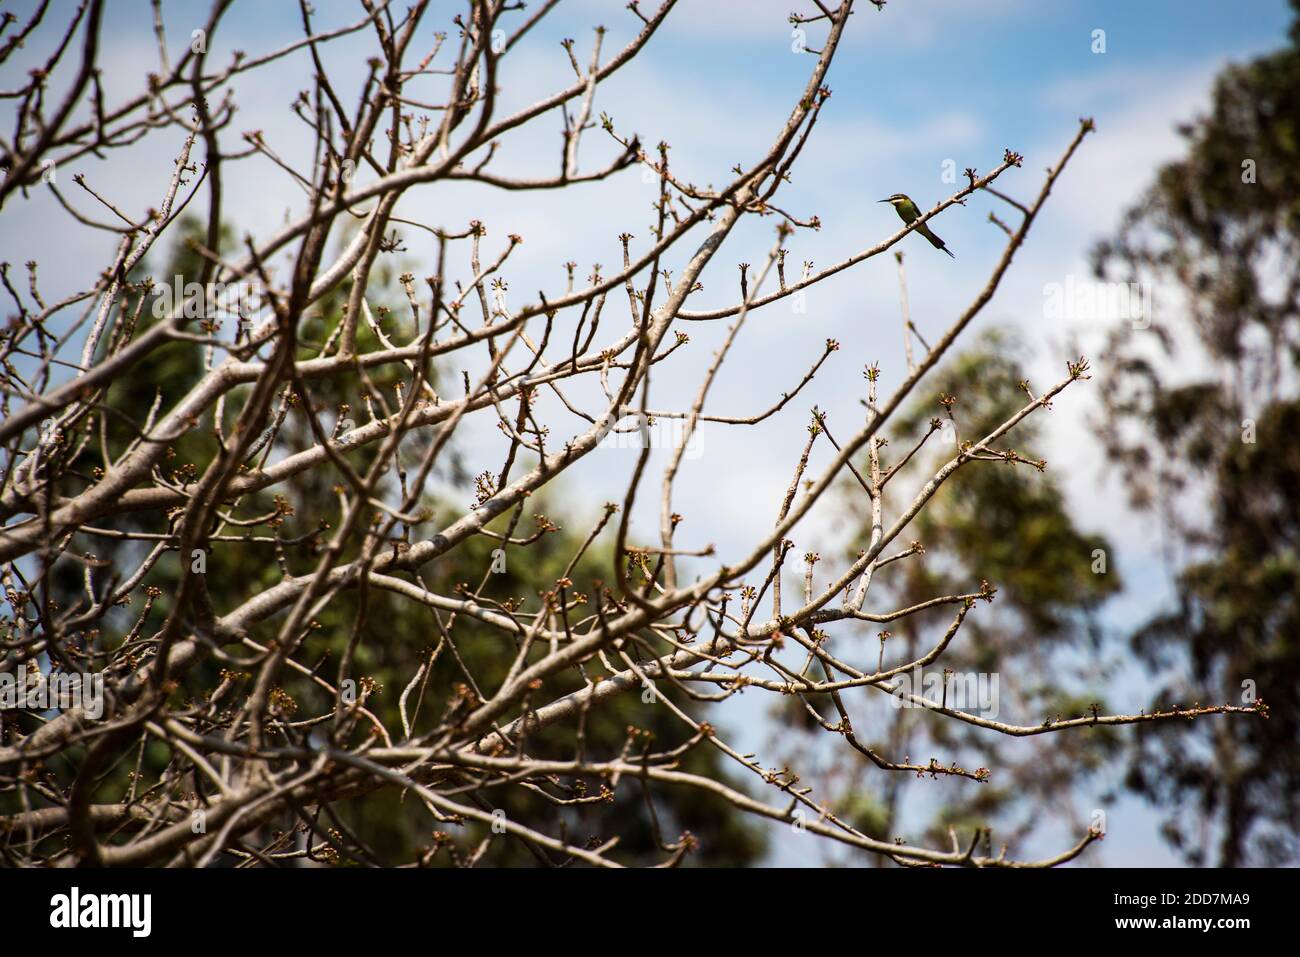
(879, 193), (954, 258)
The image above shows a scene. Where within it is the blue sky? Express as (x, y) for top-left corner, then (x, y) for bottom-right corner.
(1, 0), (1293, 865)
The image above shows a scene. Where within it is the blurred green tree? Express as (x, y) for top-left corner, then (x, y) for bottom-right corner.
(775, 330), (1121, 861)
(37, 219), (765, 867)
(1091, 0), (1300, 866)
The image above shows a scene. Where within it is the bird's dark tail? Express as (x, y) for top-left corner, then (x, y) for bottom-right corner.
(918, 223), (955, 258)
(928, 234), (955, 258)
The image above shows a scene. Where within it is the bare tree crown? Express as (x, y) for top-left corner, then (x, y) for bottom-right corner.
(0, 0), (1262, 867)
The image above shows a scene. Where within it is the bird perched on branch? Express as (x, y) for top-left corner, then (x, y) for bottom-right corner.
(880, 193), (954, 258)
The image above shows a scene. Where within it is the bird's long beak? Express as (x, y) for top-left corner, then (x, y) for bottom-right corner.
(877, 198), (891, 203)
